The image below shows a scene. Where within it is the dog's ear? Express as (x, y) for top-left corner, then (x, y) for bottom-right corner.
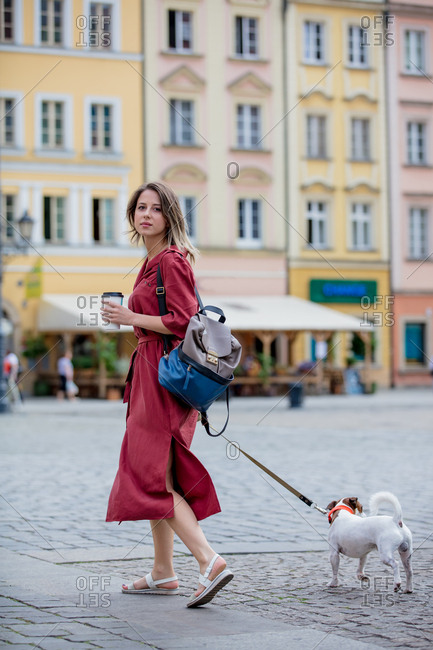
(326, 500), (337, 511)
(356, 501), (363, 513)
(348, 497), (359, 512)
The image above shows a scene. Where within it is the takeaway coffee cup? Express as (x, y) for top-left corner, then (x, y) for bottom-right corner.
(101, 292), (124, 331)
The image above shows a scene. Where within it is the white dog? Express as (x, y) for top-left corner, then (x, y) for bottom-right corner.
(326, 492), (413, 593)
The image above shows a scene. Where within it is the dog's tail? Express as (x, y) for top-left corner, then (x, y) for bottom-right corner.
(369, 491), (403, 527)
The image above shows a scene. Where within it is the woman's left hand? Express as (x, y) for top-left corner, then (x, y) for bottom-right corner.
(100, 300), (136, 327)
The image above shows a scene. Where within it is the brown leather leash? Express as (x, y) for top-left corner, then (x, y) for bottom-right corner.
(219, 432), (328, 515)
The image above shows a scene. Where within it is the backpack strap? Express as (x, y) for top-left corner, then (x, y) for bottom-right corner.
(156, 263), (171, 356)
(200, 390), (230, 437)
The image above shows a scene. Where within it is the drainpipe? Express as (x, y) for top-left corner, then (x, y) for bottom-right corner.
(141, 0), (147, 182)
(282, 0), (290, 294)
(383, 4), (394, 388)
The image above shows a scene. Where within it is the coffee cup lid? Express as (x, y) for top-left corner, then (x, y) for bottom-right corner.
(102, 292), (124, 297)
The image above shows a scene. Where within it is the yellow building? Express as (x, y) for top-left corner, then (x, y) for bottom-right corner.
(284, 0), (391, 387)
(1, 0), (143, 395)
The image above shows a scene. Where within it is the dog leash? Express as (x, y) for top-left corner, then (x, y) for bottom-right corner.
(217, 431), (328, 515)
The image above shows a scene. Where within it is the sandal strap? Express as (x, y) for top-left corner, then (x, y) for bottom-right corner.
(145, 572), (177, 589)
(198, 554), (219, 588)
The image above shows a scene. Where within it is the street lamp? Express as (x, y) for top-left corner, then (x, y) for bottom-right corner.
(0, 209), (35, 413)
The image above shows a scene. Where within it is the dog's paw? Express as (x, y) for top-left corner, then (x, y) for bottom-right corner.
(394, 583), (402, 593)
(357, 573), (369, 582)
(404, 588), (413, 594)
(327, 581), (338, 588)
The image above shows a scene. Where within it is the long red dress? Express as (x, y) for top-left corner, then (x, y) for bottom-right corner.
(106, 247), (221, 522)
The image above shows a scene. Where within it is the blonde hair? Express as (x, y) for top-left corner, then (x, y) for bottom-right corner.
(126, 181), (199, 264)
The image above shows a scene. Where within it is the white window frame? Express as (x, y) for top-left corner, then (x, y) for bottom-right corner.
(306, 115), (327, 158)
(404, 29), (425, 74)
(237, 198), (262, 249)
(179, 195), (197, 242)
(35, 93), (73, 154)
(167, 9), (193, 53)
(1, 193), (17, 243)
(80, 0), (120, 51)
(351, 118), (371, 161)
(306, 201), (327, 248)
(0, 91), (24, 151)
(304, 20), (325, 64)
(235, 15), (259, 59)
(84, 96), (122, 157)
(169, 99), (195, 145)
(409, 207), (428, 259)
(350, 203), (372, 251)
(39, 0), (64, 46)
(237, 104), (261, 149)
(407, 121), (427, 165)
(93, 197), (115, 244)
(347, 25), (368, 68)
(34, 0), (71, 47)
(43, 195), (66, 244)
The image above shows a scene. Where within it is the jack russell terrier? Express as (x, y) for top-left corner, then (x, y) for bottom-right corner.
(326, 491), (413, 593)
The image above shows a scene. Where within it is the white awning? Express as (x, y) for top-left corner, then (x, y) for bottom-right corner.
(37, 293), (371, 333)
(38, 294), (133, 332)
(200, 295), (371, 332)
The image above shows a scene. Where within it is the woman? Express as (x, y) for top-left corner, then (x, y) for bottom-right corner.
(103, 181), (233, 607)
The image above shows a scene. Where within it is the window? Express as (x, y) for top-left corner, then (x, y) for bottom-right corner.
(168, 10), (192, 53)
(304, 21), (325, 63)
(89, 2), (112, 49)
(404, 30), (425, 74)
(43, 196), (65, 243)
(1, 194), (15, 243)
(237, 105), (261, 149)
(0, 0), (14, 42)
(179, 196), (197, 241)
(407, 122), (426, 165)
(306, 201), (327, 247)
(409, 208), (428, 259)
(348, 25), (368, 67)
(238, 199), (262, 247)
(41, 100), (64, 148)
(90, 104), (113, 151)
(306, 115), (326, 158)
(351, 203), (372, 250)
(0, 97), (15, 147)
(40, 0), (63, 46)
(404, 323), (426, 365)
(169, 100), (194, 145)
(93, 198), (114, 244)
(235, 16), (258, 58)
(351, 118), (370, 160)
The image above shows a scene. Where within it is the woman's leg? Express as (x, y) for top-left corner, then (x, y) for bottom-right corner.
(165, 446), (227, 596)
(127, 518), (178, 590)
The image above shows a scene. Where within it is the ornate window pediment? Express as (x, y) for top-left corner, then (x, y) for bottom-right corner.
(162, 163), (207, 183)
(235, 166), (271, 185)
(160, 65), (205, 92)
(228, 72), (271, 97)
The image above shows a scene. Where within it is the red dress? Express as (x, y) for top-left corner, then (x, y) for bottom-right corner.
(106, 247), (221, 523)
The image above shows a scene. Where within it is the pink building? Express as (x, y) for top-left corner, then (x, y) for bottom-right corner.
(387, 0), (433, 386)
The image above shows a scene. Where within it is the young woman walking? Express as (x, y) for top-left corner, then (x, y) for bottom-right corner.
(104, 181), (233, 607)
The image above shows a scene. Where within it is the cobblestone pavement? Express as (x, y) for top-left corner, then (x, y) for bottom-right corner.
(0, 389), (432, 648)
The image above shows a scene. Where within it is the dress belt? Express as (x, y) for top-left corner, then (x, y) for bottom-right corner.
(137, 333), (162, 344)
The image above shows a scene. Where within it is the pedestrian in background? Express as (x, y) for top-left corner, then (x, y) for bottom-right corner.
(103, 181), (233, 608)
(3, 349), (23, 409)
(57, 351), (77, 400)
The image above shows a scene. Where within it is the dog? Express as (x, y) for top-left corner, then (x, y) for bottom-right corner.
(326, 492), (413, 593)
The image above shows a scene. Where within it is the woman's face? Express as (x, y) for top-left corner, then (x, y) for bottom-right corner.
(134, 189), (168, 240)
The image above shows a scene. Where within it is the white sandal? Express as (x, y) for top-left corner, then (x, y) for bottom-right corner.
(187, 554), (233, 608)
(122, 572), (179, 595)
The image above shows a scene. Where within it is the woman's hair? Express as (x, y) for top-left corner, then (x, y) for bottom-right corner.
(126, 181), (199, 264)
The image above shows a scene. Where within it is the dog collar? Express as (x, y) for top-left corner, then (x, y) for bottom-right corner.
(328, 504), (354, 524)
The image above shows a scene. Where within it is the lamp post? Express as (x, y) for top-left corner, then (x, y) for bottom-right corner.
(0, 209), (34, 413)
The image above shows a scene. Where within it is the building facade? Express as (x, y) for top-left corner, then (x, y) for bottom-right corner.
(284, 0), (391, 386)
(386, 0), (433, 387)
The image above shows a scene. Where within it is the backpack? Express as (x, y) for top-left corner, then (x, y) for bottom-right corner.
(156, 263), (242, 436)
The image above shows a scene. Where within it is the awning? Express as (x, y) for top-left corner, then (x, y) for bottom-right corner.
(200, 295), (371, 332)
(37, 293), (371, 334)
(38, 294), (133, 332)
